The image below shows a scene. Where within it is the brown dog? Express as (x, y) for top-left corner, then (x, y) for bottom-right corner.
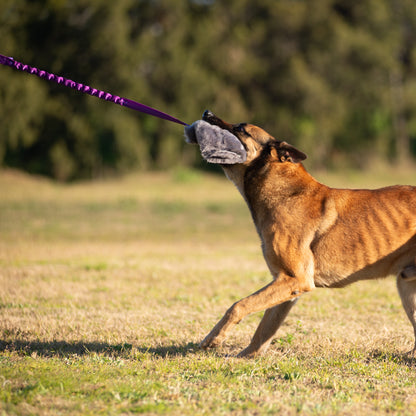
(192, 110), (416, 358)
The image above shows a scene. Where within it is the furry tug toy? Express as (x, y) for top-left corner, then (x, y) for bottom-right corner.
(184, 120), (247, 165)
(0, 53), (244, 164)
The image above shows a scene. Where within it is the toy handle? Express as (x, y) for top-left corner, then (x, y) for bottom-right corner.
(0, 54), (188, 126)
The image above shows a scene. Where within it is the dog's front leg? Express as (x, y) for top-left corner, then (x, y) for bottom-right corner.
(237, 299), (298, 358)
(200, 272), (314, 350)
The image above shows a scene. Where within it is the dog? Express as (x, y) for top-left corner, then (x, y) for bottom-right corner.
(184, 110), (416, 358)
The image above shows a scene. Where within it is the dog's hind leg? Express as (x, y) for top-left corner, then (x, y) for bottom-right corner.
(397, 273), (416, 356)
(237, 299), (298, 358)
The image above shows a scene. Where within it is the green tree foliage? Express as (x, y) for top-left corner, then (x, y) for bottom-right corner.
(1, 0), (416, 179)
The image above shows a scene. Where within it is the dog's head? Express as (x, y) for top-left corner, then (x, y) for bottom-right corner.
(185, 110), (306, 166)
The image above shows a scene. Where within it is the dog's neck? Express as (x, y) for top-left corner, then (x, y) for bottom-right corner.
(222, 165), (249, 202)
(224, 162), (318, 201)
(224, 161), (325, 234)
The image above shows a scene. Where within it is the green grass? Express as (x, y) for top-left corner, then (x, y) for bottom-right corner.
(1, 167), (416, 415)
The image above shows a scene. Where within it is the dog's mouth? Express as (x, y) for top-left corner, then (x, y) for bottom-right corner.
(183, 111), (247, 164)
(184, 110), (238, 145)
(202, 110), (249, 146)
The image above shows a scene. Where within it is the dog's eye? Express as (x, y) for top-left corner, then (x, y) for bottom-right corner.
(235, 124), (248, 135)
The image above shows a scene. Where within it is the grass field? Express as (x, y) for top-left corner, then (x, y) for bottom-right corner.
(2, 166), (416, 415)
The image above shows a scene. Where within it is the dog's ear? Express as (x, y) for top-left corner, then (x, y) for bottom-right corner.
(274, 141), (307, 163)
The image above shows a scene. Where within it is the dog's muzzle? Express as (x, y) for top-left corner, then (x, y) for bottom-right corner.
(184, 119), (247, 165)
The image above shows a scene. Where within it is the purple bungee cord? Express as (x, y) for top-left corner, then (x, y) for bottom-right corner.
(0, 54), (188, 126)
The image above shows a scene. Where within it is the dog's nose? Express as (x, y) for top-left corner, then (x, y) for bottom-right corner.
(203, 110), (214, 121)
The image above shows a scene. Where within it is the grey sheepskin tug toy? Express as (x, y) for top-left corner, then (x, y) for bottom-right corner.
(184, 120), (247, 164)
(0, 55), (247, 166)
(0, 54), (247, 163)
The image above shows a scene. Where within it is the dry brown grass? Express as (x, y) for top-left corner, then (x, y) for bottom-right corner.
(1, 167), (416, 415)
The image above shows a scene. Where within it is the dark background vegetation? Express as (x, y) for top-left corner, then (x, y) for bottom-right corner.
(1, 0), (416, 180)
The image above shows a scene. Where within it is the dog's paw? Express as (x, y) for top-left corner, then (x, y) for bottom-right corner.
(199, 338), (217, 350)
(199, 333), (223, 350)
(236, 345), (265, 358)
(236, 348), (256, 359)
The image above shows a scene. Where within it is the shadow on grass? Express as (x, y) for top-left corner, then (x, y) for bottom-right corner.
(5, 340), (412, 365)
(369, 349), (415, 367)
(0, 339), (200, 358)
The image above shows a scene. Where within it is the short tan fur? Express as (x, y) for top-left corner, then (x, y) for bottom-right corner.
(199, 111), (416, 358)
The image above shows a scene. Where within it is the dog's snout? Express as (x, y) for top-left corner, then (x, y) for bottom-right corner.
(203, 110), (215, 121)
(202, 110), (231, 131)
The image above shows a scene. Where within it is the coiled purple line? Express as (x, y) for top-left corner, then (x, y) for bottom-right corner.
(0, 54), (188, 126)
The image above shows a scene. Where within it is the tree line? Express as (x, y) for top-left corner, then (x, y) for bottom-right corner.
(1, 0), (416, 180)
